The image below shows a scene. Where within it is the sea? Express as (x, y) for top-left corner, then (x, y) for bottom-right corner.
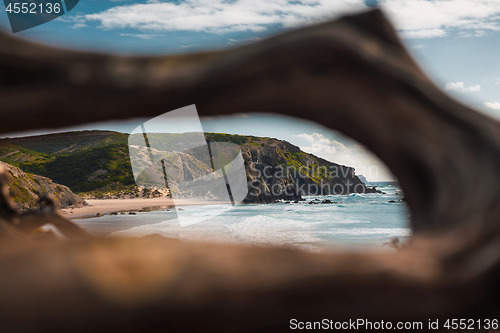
(74, 182), (411, 252)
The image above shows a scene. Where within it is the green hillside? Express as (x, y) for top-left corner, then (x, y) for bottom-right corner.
(1, 130), (127, 155)
(1, 131), (255, 194)
(20, 143), (136, 193)
(0, 131), (133, 194)
(0, 142), (53, 165)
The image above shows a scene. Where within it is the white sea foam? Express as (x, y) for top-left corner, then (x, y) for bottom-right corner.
(84, 182), (410, 250)
(320, 228), (411, 237)
(226, 215), (321, 245)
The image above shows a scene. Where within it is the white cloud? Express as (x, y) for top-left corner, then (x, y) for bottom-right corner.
(84, 0), (367, 33)
(56, 16), (72, 22)
(409, 44), (427, 49)
(294, 133), (348, 155)
(58, 15), (88, 29)
(120, 33), (160, 39)
(75, 0), (500, 40)
(293, 133), (394, 181)
(495, 78), (500, 85)
(227, 37), (262, 45)
(458, 30), (488, 38)
(400, 28), (446, 39)
(380, 0), (500, 39)
(70, 23), (88, 29)
(445, 82), (481, 93)
(180, 44), (201, 48)
(484, 102), (500, 110)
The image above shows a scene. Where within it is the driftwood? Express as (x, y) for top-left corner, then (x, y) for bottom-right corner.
(1, 8), (500, 332)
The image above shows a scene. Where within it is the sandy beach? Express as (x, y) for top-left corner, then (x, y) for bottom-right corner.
(61, 197), (225, 219)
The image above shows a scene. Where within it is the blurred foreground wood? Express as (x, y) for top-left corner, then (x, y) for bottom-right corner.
(1, 8), (500, 332)
(0, 233), (497, 332)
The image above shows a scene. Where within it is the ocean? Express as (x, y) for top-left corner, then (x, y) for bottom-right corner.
(74, 182), (410, 251)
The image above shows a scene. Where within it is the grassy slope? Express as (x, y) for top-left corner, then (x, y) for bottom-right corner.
(1, 130), (126, 155)
(0, 143), (52, 166)
(21, 143), (136, 193)
(1, 131), (134, 193)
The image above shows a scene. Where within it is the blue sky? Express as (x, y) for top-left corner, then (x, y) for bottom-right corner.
(2, 0), (500, 180)
(1, 0), (499, 114)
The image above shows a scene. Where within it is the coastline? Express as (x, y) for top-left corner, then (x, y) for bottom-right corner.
(61, 183), (393, 219)
(61, 197), (227, 219)
(60, 185), (408, 250)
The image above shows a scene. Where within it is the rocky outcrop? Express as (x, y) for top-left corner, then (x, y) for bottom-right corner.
(0, 161), (86, 212)
(238, 139), (380, 203)
(80, 186), (170, 200)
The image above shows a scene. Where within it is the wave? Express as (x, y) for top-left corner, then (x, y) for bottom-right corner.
(226, 215), (321, 246)
(320, 227), (410, 237)
(91, 194), (410, 250)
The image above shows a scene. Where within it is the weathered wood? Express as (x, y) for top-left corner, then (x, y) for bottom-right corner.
(0, 8), (500, 332)
(0, 233), (497, 332)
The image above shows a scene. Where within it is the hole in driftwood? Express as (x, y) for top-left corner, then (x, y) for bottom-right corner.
(45, 113), (410, 251)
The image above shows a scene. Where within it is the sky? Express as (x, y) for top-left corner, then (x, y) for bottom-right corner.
(2, 0), (500, 181)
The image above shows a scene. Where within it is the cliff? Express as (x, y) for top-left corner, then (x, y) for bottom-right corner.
(0, 161), (87, 212)
(1, 131), (380, 203)
(218, 135), (380, 203)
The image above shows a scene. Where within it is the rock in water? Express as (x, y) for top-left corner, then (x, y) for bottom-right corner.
(240, 139), (380, 203)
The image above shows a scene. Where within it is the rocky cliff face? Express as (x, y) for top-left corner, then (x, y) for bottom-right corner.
(237, 139), (380, 203)
(128, 133), (380, 203)
(0, 161), (87, 212)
